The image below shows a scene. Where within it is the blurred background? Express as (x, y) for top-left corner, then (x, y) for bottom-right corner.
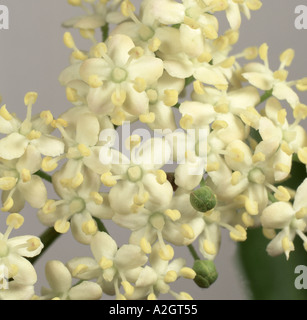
(0, 0), (307, 300)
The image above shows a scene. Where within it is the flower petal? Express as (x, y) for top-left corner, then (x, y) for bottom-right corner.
(0, 132), (28, 160)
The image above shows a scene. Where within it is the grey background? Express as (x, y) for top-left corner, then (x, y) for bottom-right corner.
(0, 0), (307, 299)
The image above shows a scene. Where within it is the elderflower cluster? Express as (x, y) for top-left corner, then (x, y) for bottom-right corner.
(1, 0), (307, 300)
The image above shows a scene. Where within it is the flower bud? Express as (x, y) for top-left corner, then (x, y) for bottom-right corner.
(190, 186), (216, 213)
(193, 260), (218, 288)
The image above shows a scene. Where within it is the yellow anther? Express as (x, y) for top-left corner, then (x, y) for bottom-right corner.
(259, 43), (268, 62)
(211, 0), (228, 12)
(42, 157), (58, 172)
(1, 197), (14, 212)
(193, 80), (206, 95)
(27, 237), (41, 252)
(156, 170), (167, 185)
(180, 267), (196, 280)
(72, 264), (88, 277)
(275, 163), (290, 174)
(243, 46), (258, 60)
(79, 29), (95, 39)
(212, 120), (228, 130)
(111, 90), (126, 107)
(121, 0), (135, 17)
(203, 24), (218, 40)
(92, 42), (108, 58)
(133, 77), (147, 93)
(90, 192), (103, 205)
(183, 16), (199, 29)
(274, 186), (291, 202)
(179, 114), (194, 130)
(276, 109), (287, 126)
(231, 171), (242, 186)
(88, 75), (103, 88)
(21, 168), (31, 183)
(282, 236), (294, 259)
(111, 111), (126, 126)
(130, 203), (144, 214)
(140, 237), (152, 254)
(262, 228), (276, 240)
(197, 52), (212, 63)
(0, 105), (12, 120)
(206, 162), (220, 172)
(121, 281), (134, 297)
(246, 0), (262, 10)
(42, 200), (56, 215)
(6, 213), (24, 229)
(0, 177), (17, 191)
(24, 92), (38, 106)
(294, 103), (307, 120)
(245, 198), (259, 216)
(214, 35), (229, 51)
(54, 219), (70, 234)
(296, 78), (307, 91)
(133, 192), (149, 206)
(229, 148), (245, 162)
(181, 224), (195, 240)
(40, 110), (53, 125)
(147, 293), (157, 300)
(52, 297), (61, 300)
(125, 135), (141, 150)
(51, 118), (68, 128)
(68, 0), (82, 6)
(78, 144), (91, 157)
(159, 244), (174, 261)
(214, 103), (229, 114)
(8, 264), (19, 278)
(82, 220), (97, 236)
(139, 112), (155, 123)
(219, 56), (236, 69)
(148, 37), (161, 52)
(129, 46), (144, 59)
(295, 207), (307, 219)
(63, 31), (75, 49)
(273, 70), (288, 82)
(71, 172), (84, 189)
(164, 209), (181, 222)
(280, 48), (295, 67)
(163, 89), (179, 107)
(99, 256), (113, 270)
(242, 212), (255, 227)
(229, 224), (247, 242)
(252, 152), (266, 163)
(101, 172), (117, 187)
(298, 147), (307, 164)
(164, 270), (178, 283)
(203, 239), (217, 256)
(72, 50), (88, 61)
(66, 87), (78, 102)
(26, 130), (41, 141)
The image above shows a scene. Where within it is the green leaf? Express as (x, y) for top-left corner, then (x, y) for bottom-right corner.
(238, 227), (307, 300)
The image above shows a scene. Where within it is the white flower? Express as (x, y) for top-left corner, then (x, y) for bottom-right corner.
(66, 231), (148, 299)
(0, 213), (43, 288)
(0, 93), (64, 160)
(242, 45), (300, 109)
(40, 260), (102, 300)
(261, 178), (307, 259)
(0, 145), (47, 212)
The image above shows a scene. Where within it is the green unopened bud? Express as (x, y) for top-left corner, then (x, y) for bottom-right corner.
(193, 260), (218, 288)
(190, 186), (216, 213)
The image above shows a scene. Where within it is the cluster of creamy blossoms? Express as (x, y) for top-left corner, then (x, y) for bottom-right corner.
(1, 0), (307, 300)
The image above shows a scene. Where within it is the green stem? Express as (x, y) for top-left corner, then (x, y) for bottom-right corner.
(257, 89), (273, 106)
(188, 244), (201, 261)
(34, 170), (52, 183)
(29, 227), (62, 265)
(94, 217), (109, 234)
(101, 23), (109, 42)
